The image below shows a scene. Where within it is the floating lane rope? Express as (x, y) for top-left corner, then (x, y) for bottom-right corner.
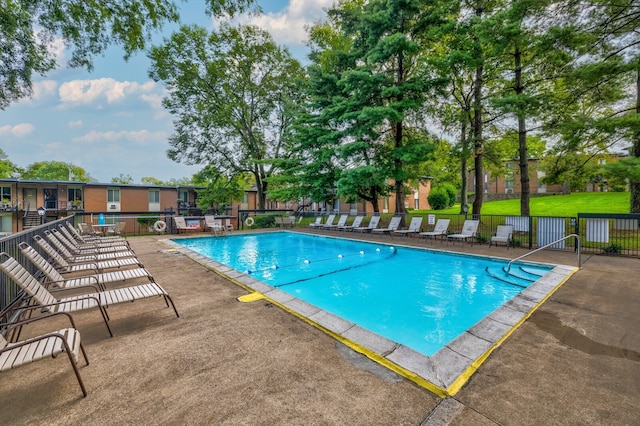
(274, 247), (398, 288)
(245, 249), (376, 275)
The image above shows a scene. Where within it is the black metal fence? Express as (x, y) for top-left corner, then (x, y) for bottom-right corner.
(0, 216), (75, 316)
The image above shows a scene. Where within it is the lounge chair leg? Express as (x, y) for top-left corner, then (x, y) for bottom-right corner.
(64, 341), (88, 397)
(163, 295), (180, 318)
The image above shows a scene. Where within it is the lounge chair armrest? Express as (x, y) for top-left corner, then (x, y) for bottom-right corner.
(4, 311), (79, 333)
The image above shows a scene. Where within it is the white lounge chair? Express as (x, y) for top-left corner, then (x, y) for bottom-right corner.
(46, 230), (135, 257)
(393, 217), (423, 238)
(447, 220), (480, 245)
(324, 214), (348, 230)
(490, 225), (514, 249)
(41, 232), (138, 264)
(19, 242), (152, 292)
(173, 216), (201, 233)
(308, 217), (323, 228)
(337, 216), (364, 232)
(0, 313), (89, 397)
(204, 215), (227, 235)
(419, 219), (450, 243)
(352, 216), (381, 233)
(0, 253), (180, 337)
(33, 235), (144, 274)
(372, 216), (402, 235)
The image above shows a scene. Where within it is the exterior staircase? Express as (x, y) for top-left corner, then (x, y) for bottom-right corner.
(23, 211), (41, 229)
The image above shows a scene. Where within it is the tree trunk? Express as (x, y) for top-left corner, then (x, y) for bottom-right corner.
(459, 120), (469, 212)
(472, 61), (484, 215)
(471, 1), (484, 216)
(631, 66), (640, 213)
(514, 43), (530, 216)
(394, 50), (407, 223)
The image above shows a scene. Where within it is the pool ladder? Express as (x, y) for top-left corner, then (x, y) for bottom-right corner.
(505, 234), (581, 274)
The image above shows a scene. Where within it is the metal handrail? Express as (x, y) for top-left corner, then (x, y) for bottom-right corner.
(505, 234), (581, 273)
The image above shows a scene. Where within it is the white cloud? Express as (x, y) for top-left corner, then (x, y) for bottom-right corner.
(0, 123), (36, 138)
(58, 78), (158, 107)
(32, 80), (58, 101)
(72, 129), (168, 145)
(240, 0), (333, 46)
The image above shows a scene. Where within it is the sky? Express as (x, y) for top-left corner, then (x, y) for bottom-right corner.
(0, 0), (334, 184)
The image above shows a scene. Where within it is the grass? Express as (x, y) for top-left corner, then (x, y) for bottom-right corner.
(420, 192), (630, 217)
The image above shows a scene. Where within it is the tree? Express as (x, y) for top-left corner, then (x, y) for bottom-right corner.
(299, 0), (439, 218)
(148, 23), (305, 209)
(192, 166), (245, 213)
(0, 0), (261, 109)
(111, 174), (134, 184)
(0, 149), (20, 178)
(21, 161), (92, 182)
(141, 177), (164, 186)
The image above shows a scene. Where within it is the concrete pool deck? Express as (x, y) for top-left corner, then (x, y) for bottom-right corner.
(1, 229), (638, 424)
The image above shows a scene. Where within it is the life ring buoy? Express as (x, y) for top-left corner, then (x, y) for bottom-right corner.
(245, 217), (255, 227)
(153, 220), (167, 233)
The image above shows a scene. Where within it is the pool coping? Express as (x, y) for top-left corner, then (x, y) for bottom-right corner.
(162, 233), (578, 397)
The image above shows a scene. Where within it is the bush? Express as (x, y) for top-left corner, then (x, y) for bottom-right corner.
(440, 183), (458, 207)
(136, 215), (156, 227)
(251, 215), (275, 228)
(428, 187), (450, 210)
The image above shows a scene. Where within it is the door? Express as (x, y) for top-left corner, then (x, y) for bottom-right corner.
(23, 188), (37, 210)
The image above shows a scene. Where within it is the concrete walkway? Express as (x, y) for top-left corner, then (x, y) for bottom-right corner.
(1, 230), (638, 425)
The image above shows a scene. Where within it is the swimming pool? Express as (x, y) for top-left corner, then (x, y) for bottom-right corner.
(167, 231), (576, 396)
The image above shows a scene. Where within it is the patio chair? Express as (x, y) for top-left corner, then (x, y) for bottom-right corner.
(447, 220), (480, 246)
(337, 216), (364, 232)
(73, 222), (124, 243)
(273, 216), (285, 228)
(174, 216), (200, 233)
(324, 214), (349, 230)
(19, 242), (152, 292)
(105, 221), (126, 238)
(225, 218), (234, 231)
(490, 225), (514, 249)
(393, 217), (423, 238)
(352, 216), (381, 233)
(308, 217), (323, 228)
(317, 214), (336, 230)
(0, 253), (180, 337)
(0, 312), (90, 397)
(419, 219), (450, 243)
(47, 229), (133, 256)
(372, 216), (402, 235)
(59, 224), (129, 249)
(40, 233), (138, 264)
(204, 215), (227, 235)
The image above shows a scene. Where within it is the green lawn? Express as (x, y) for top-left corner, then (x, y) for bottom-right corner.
(420, 192), (630, 217)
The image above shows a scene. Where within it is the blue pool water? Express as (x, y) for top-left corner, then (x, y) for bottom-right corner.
(173, 232), (552, 356)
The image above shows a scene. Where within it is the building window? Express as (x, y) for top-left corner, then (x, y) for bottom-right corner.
(1, 186), (11, 200)
(68, 188), (82, 202)
(107, 189), (120, 203)
(148, 190), (160, 204)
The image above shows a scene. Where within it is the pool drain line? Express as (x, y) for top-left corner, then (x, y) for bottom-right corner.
(274, 247), (398, 288)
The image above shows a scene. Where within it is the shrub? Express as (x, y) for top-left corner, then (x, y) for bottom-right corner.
(428, 187), (450, 210)
(602, 243), (623, 254)
(440, 183), (458, 207)
(251, 215), (275, 228)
